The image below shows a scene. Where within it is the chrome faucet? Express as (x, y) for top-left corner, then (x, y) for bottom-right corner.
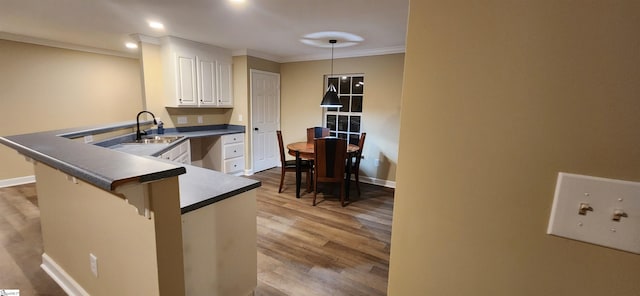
(136, 111), (157, 140)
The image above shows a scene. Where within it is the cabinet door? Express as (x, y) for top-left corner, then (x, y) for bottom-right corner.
(216, 61), (233, 106)
(197, 57), (217, 106)
(176, 54), (197, 106)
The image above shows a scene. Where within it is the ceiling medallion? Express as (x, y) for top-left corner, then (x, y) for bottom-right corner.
(300, 31), (363, 48)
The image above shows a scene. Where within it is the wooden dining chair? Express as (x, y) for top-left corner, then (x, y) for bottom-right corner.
(313, 137), (348, 206)
(348, 132), (366, 196)
(306, 127), (330, 144)
(277, 130), (312, 193)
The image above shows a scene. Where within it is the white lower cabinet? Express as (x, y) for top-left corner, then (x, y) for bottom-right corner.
(190, 133), (245, 175)
(212, 133), (244, 175)
(159, 139), (191, 164)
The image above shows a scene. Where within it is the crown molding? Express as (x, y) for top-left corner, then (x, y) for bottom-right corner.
(281, 45), (406, 63)
(234, 45), (405, 63)
(232, 48), (284, 63)
(0, 31), (138, 58)
(130, 33), (161, 45)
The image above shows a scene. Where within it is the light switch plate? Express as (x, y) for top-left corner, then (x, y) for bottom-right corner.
(548, 172), (640, 254)
(177, 116), (188, 124)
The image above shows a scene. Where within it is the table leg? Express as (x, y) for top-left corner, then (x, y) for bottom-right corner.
(295, 151), (301, 198)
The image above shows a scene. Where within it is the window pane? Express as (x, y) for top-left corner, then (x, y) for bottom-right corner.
(339, 77), (351, 94)
(326, 115), (336, 131)
(328, 77), (339, 89)
(330, 132), (337, 137)
(339, 96), (350, 112)
(349, 134), (360, 146)
(352, 96), (363, 112)
(352, 76), (364, 94)
(350, 116), (360, 132)
(338, 115), (349, 132)
(337, 133), (348, 140)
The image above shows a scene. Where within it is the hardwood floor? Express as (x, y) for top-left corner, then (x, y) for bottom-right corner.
(0, 168), (394, 295)
(0, 184), (66, 295)
(250, 168), (394, 296)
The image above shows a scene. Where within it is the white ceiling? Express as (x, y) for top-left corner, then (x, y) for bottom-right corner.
(0, 0), (409, 62)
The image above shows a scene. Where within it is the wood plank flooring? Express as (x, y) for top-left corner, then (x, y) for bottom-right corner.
(0, 184), (66, 295)
(250, 168), (394, 296)
(0, 168), (394, 295)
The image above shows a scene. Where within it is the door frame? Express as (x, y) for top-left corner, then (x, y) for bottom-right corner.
(249, 69), (281, 174)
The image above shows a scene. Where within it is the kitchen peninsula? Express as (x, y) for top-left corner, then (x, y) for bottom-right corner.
(0, 120), (260, 296)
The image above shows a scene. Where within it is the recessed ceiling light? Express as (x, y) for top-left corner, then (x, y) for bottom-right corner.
(148, 21), (164, 30)
(229, 0), (247, 7)
(125, 42), (138, 49)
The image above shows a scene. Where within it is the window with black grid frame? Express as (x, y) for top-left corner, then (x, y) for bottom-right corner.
(323, 74), (364, 145)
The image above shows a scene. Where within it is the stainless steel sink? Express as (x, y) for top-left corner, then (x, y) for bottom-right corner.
(124, 135), (183, 144)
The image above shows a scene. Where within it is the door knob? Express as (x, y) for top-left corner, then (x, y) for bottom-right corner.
(254, 127), (259, 131)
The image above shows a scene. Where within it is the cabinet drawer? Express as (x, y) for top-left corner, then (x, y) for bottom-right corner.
(223, 143), (244, 159)
(222, 133), (243, 144)
(224, 157), (244, 173)
(178, 140), (190, 155)
(174, 153), (190, 165)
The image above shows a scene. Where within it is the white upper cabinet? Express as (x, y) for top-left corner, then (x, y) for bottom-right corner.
(198, 57), (217, 106)
(162, 37), (233, 108)
(176, 54), (198, 106)
(216, 61), (233, 107)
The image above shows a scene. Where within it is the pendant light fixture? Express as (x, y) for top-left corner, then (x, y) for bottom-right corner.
(320, 39), (342, 108)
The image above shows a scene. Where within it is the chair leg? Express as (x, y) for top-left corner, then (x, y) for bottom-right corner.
(305, 168), (312, 193)
(278, 168), (285, 193)
(313, 179), (318, 206)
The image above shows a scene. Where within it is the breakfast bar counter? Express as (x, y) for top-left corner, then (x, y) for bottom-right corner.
(0, 120), (260, 296)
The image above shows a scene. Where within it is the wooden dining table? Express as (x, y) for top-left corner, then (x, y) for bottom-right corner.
(287, 141), (360, 199)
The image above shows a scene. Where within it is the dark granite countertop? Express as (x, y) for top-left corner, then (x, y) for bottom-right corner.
(0, 121), (260, 214)
(149, 156), (260, 214)
(98, 124), (245, 157)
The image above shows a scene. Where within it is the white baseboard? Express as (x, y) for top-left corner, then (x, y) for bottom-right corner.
(0, 175), (35, 188)
(41, 253), (90, 296)
(358, 176), (396, 189)
(244, 168), (254, 176)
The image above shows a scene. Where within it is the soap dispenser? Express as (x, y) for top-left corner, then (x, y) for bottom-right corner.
(157, 119), (164, 134)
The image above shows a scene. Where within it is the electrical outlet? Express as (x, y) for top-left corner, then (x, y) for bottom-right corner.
(548, 172), (640, 254)
(83, 135), (93, 143)
(89, 253), (98, 278)
(238, 114), (243, 122)
(197, 116), (203, 123)
(177, 116), (188, 124)
(374, 158), (380, 167)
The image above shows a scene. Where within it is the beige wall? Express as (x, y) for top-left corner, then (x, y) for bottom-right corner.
(388, 1), (640, 295)
(280, 54), (404, 183)
(36, 163), (184, 295)
(0, 39), (143, 180)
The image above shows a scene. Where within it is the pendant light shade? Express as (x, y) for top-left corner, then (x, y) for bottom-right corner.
(321, 84), (341, 107)
(321, 39), (342, 108)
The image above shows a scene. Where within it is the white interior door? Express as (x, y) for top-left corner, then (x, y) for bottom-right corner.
(251, 70), (280, 173)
